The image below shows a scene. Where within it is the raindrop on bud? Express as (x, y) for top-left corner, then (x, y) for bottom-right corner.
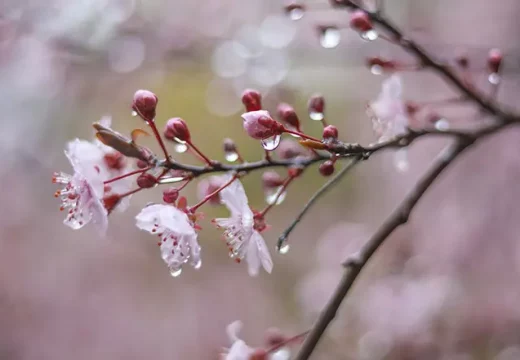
(265, 186), (287, 205)
(349, 10), (373, 32)
(370, 65), (383, 75)
(225, 151), (239, 162)
(308, 94), (325, 121)
(434, 118), (450, 131)
(318, 26), (341, 49)
(223, 138), (239, 162)
(169, 267), (182, 277)
(361, 29), (378, 41)
(131, 111), (138, 117)
(285, 3), (305, 21)
(278, 243), (290, 254)
(158, 176), (186, 185)
(194, 259), (202, 270)
(175, 141), (188, 153)
(488, 73), (501, 85)
(261, 134), (282, 151)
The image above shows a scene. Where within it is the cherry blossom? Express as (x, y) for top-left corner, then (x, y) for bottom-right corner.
(221, 321), (255, 360)
(52, 140), (108, 235)
(135, 204), (201, 277)
(368, 75), (409, 142)
(214, 175), (273, 276)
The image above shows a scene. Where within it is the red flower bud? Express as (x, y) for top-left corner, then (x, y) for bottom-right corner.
(319, 160), (335, 176)
(241, 89), (262, 112)
(164, 117), (191, 142)
(308, 94), (325, 119)
(277, 103), (300, 129)
(241, 110), (284, 140)
(349, 10), (372, 32)
(162, 188), (179, 204)
(103, 194), (121, 214)
(136, 173), (157, 188)
(262, 171), (285, 188)
(197, 176), (225, 205)
(249, 349), (268, 360)
(103, 152), (126, 170)
(132, 89), (158, 122)
(366, 57), (396, 71)
(288, 166), (304, 178)
(322, 125), (338, 140)
(488, 48), (503, 73)
(136, 159), (149, 169)
(264, 327), (287, 347)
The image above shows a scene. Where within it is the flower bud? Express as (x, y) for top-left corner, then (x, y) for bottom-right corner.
(241, 110), (284, 140)
(241, 89), (262, 112)
(277, 103), (300, 129)
(164, 117), (191, 142)
(322, 125), (338, 140)
(223, 138), (237, 153)
(288, 166), (304, 178)
(197, 176), (225, 205)
(264, 327), (287, 347)
(136, 159), (149, 169)
(136, 173), (157, 188)
(249, 349), (268, 360)
(276, 139), (308, 160)
(366, 57), (396, 71)
(308, 94), (325, 119)
(262, 171), (285, 189)
(163, 188), (179, 204)
(487, 48), (503, 74)
(319, 160), (335, 176)
(103, 194), (121, 214)
(349, 10), (372, 32)
(132, 89), (158, 122)
(405, 101), (419, 116)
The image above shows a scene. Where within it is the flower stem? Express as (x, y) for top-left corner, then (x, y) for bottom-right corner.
(148, 121), (171, 163)
(189, 173), (238, 212)
(265, 330), (310, 354)
(104, 166), (152, 184)
(258, 175), (295, 217)
(283, 129), (322, 142)
(187, 141), (213, 166)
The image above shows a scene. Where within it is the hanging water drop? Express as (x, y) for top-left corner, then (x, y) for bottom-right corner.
(265, 186), (287, 205)
(194, 259), (202, 270)
(225, 151), (239, 162)
(370, 64), (383, 75)
(394, 149), (409, 172)
(158, 176), (185, 184)
(174, 141), (188, 153)
(361, 29), (378, 41)
(319, 27), (340, 49)
(169, 266), (182, 277)
(261, 134), (281, 151)
(488, 72), (500, 85)
(131, 110), (138, 117)
(278, 243), (290, 254)
(434, 118), (450, 131)
(288, 7), (304, 21)
(309, 111), (324, 121)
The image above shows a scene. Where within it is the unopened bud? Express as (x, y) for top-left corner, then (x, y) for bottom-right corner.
(223, 138), (237, 153)
(136, 173), (157, 188)
(366, 57), (396, 71)
(241, 89), (262, 112)
(264, 328), (287, 347)
(349, 10), (372, 32)
(276, 139), (308, 160)
(103, 194), (121, 214)
(132, 89), (158, 122)
(277, 103), (300, 129)
(163, 188), (179, 204)
(164, 117), (191, 142)
(262, 171), (285, 188)
(487, 48), (503, 74)
(136, 159), (149, 169)
(322, 125), (338, 140)
(197, 176), (225, 205)
(241, 110), (284, 140)
(319, 160), (335, 176)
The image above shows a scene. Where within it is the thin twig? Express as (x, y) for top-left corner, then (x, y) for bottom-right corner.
(294, 139), (473, 360)
(277, 157), (362, 250)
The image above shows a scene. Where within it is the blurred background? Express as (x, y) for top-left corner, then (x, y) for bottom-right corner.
(2, 0), (520, 359)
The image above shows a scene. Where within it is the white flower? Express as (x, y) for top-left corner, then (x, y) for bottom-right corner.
(368, 75), (409, 142)
(53, 140), (108, 236)
(135, 204), (201, 277)
(214, 175), (273, 276)
(222, 321), (255, 360)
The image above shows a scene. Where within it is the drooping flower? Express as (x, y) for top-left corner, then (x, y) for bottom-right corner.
(53, 140), (108, 235)
(214, 175), (273, 276)
(368, 75), (409, 142)
(135, 204), (201, 277)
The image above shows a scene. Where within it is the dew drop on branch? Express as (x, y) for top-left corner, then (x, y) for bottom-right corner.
(261, 134), (281, 151)
(278, 243), (290, 254)
(370, 65), (383, 75)
(361, 30), (379, 41)
(265, 185), (287, 205)
(288, 7), (304, 21)
(320, 28), (341, 49)
(309, 111), (324, 121)
(225, 151), (239, 162)
(488, 72), (501, 85)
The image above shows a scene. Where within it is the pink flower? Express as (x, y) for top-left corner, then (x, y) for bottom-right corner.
(214, 175), (273, 276)
(53, 140), (108, 236)
(368, 75), (409, 142)
(135, 204), (201, 277)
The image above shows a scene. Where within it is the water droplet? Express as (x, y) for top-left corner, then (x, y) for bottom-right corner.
(158, 176), (185, 184)
(175, 142), (188, 153)
(131, 111), (138, 117)
(265, 186), (287, 205)
(319, 27), (341, 49)
(370, 64), (383, 75)
(194, 259), (202, 269)
(361, 29), (379, 41)
(169, 266), (182, 277)
(278, 243), (290, 254)
(261, 134), (281, 151)
(309, 111), (324, 121)
(434, 118), (450, 131)
(225, 151), (239, 162)
(394, 149), (409, 172)
(288, 7), (304, 21)
(488, 72), (501, 85)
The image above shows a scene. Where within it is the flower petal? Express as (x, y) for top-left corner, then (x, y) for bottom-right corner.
(219, 176), (253, 217)
(252, 231), (273, 274)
